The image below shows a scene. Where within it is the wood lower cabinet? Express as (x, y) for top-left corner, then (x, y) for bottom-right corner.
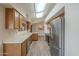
(31, 33), (38, 41)
(3, 43), (22, 56)
(3, 37), (32, 56)
(21, 40), (27, 56)
(26, 37), (32, 50)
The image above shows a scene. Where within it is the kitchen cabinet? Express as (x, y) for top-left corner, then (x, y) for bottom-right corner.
(21, 39), (27, 56)
(5, 8), (24, 30)
(3, 43), (22, 56)
(5, 8), (15, 29)
(3, 33), (32, 56)
(3, 41), (28, 56)
(19, 15), (23, 31)
(31, 32), (38, 41)
(26, 36), (32, 50)
(14, 10), (19, 29)
(26, 21), (30, 31)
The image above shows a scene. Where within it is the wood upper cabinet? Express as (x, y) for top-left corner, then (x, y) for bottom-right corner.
(26, 21), (31, 31)
(19, 15), (23, 30)
(5, 8), (23, 30)
(14, 10), (19, 29)
(5, 8), (15, 29)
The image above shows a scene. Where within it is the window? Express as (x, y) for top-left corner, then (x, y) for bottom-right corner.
(35, 3), (46, 18)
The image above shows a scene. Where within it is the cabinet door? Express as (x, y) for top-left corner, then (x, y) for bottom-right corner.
(19, 15), (22, 31)
(26, 37), (32, 50)
(14, 11), (19, 29)
(31, 33), (38, 41)
(5, 8), (15, 29)
(3, 44), (21, 56)
(21, 40), (27, 56)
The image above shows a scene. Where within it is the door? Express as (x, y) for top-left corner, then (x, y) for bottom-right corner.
(49, 16), (65, 56)
(50, 17), (62, 56)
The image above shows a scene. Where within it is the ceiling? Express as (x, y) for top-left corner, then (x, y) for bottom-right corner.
(0, 3), (56, 23)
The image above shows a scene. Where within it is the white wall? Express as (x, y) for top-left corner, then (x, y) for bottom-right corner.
(65, 4), (79, 56)
(44, 4), (65, 35)
(10, 3), (26, 17)
(44, 21), (48, 35)
(45, 3), (65, 23)
(0, 5), (5, 55)
(32, 21), (44, 32)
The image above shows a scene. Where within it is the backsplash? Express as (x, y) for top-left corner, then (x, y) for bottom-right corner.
(0, 29), (18, 40)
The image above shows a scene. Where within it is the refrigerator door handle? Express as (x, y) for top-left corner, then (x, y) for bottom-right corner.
(53, 45), (61, 50)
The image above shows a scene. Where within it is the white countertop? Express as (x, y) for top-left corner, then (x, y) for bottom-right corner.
(3, 32), (32, 44)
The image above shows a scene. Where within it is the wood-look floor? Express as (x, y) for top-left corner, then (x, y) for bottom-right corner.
(27, 36), (51, 56)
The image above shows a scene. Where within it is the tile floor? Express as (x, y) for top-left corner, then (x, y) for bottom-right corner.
(27, 36), (51, 56)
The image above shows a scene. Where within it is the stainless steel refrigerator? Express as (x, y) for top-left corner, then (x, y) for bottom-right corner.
(49, 16), (65, 56)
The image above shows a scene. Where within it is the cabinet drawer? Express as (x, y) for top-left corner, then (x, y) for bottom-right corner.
(3, 43), (21, 56)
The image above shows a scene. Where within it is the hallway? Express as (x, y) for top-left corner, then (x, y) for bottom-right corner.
(27, 36), (51, 56)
